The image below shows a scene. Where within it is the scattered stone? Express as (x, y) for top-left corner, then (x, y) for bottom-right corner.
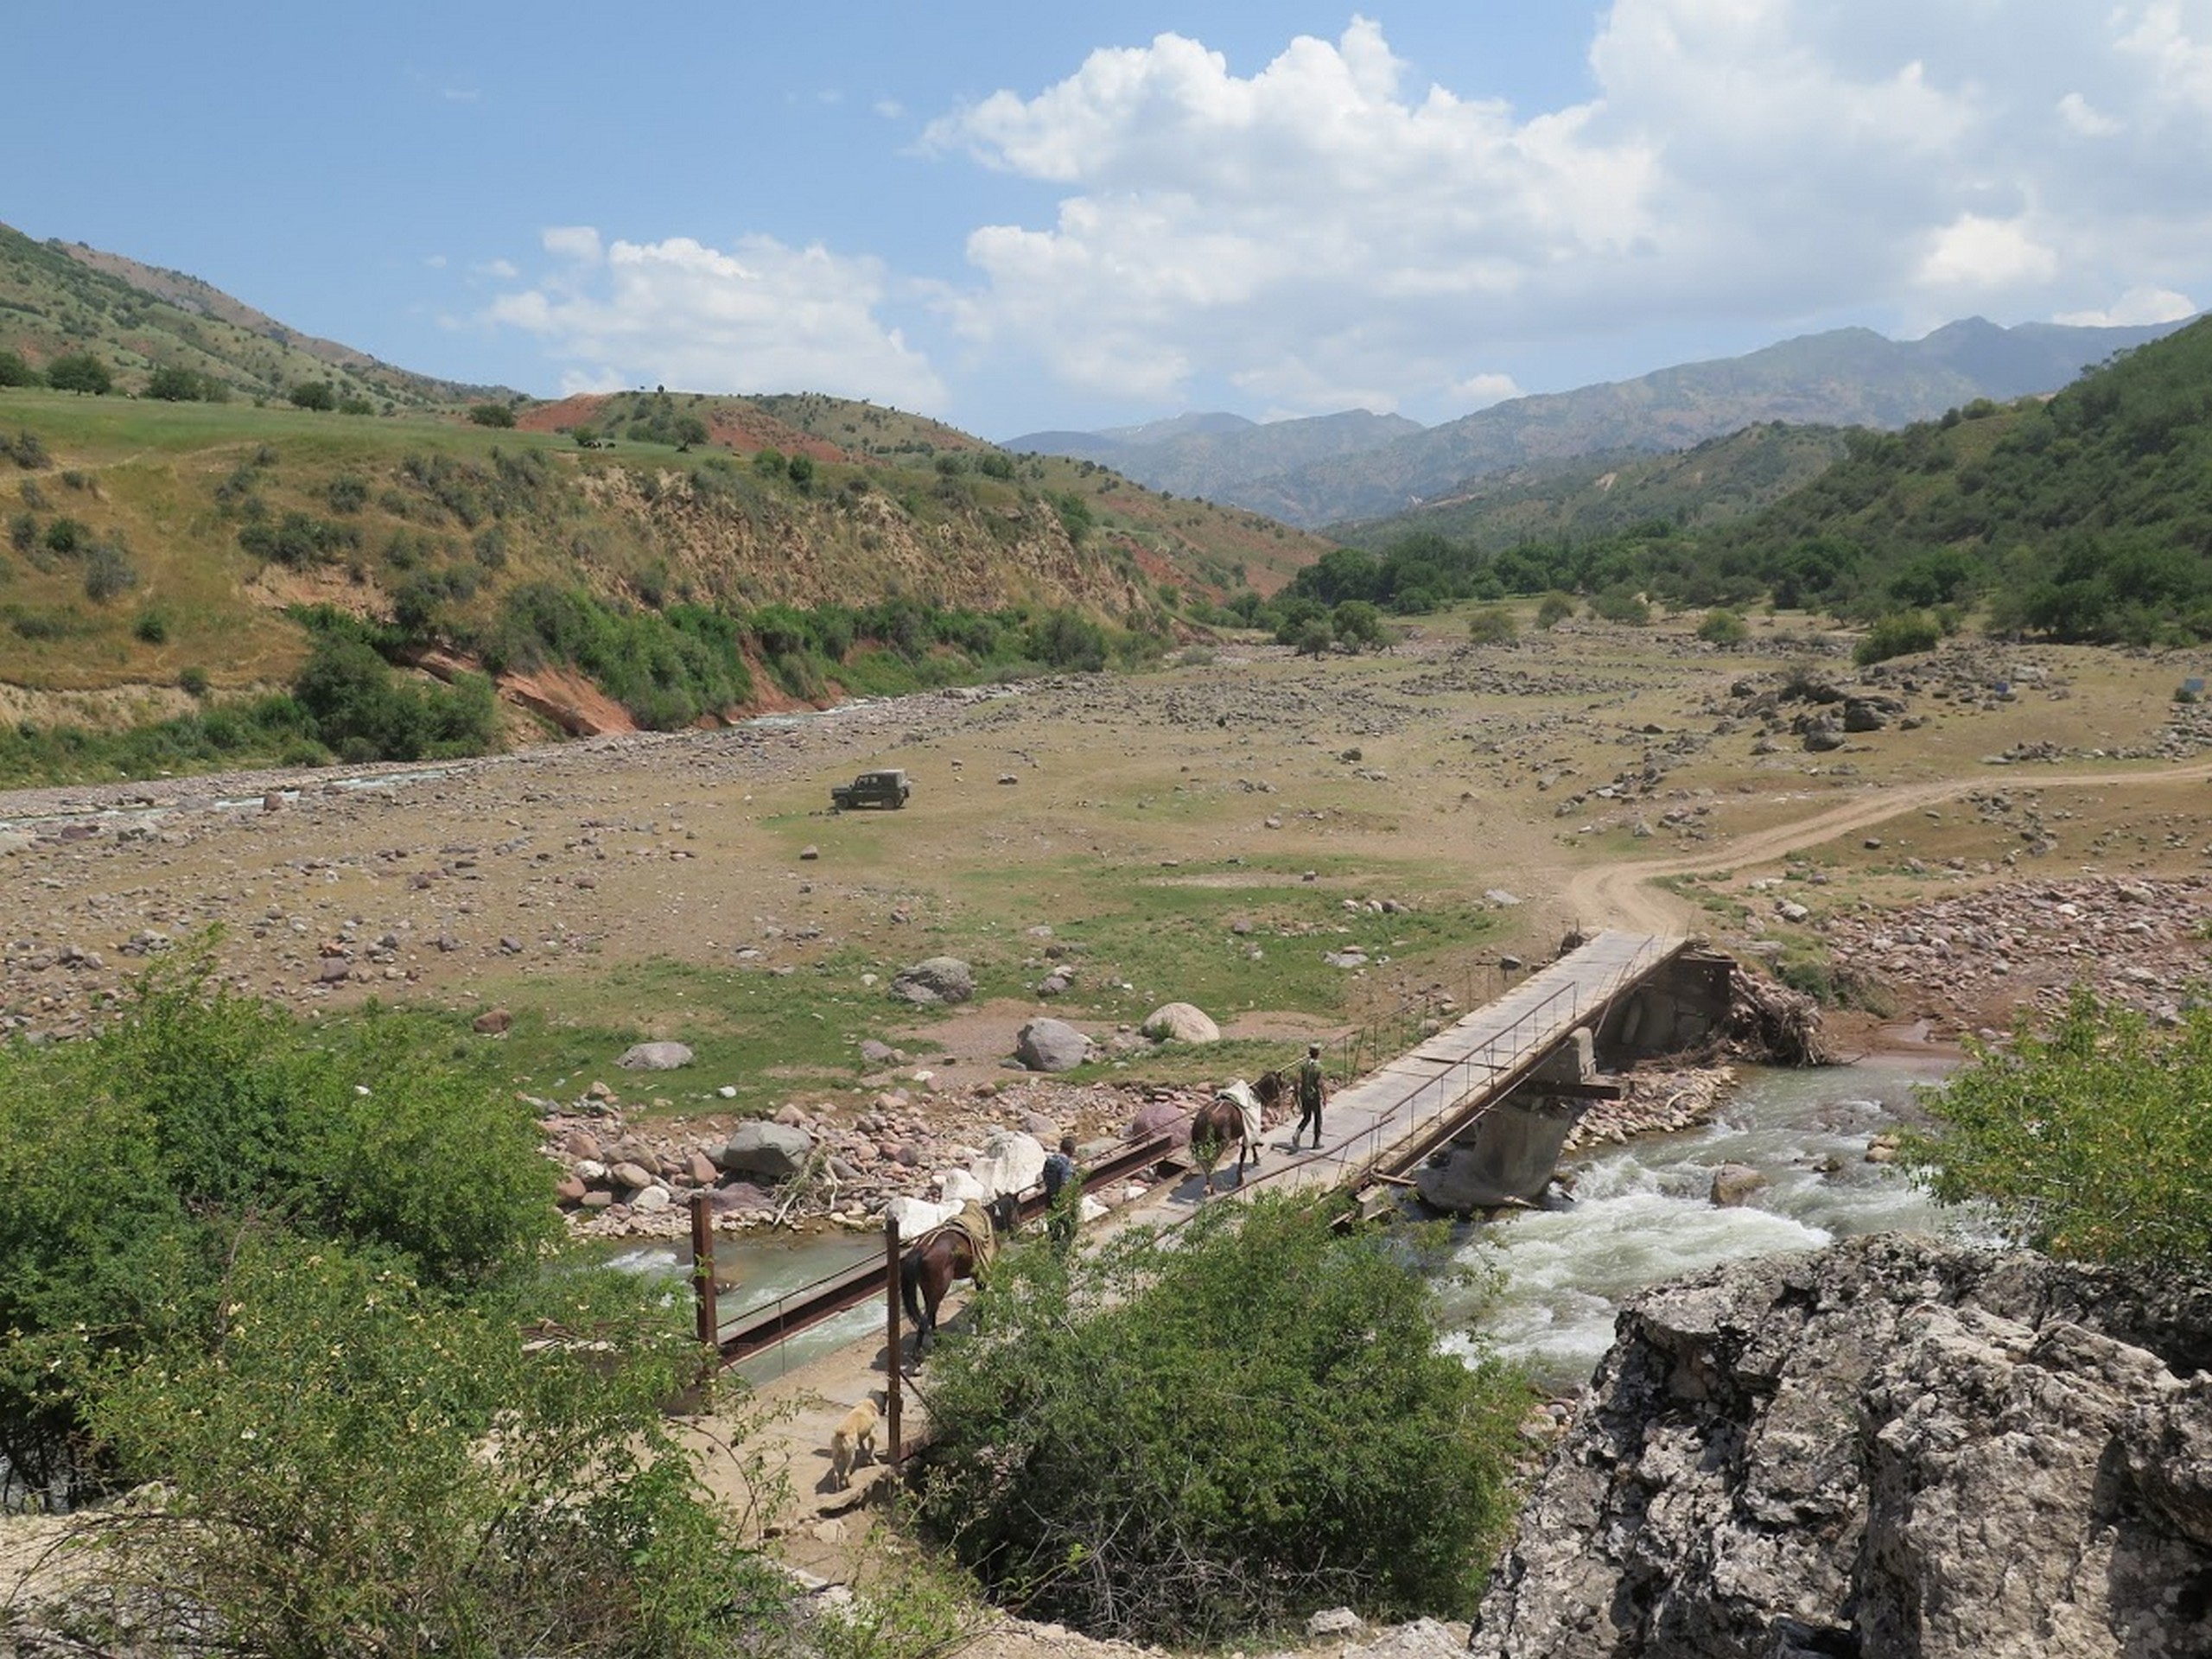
(1015, 1018), (1092, 1072)
(616, 1040), (693, 1071)
(1140, 1001), (1220, 1044)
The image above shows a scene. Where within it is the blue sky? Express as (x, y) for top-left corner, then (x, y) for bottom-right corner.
(10, 3), (2209, 438)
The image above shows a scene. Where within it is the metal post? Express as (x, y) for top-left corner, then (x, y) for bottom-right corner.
(690, 1192), (718, 1353)
(885, 1215), (904, 1466)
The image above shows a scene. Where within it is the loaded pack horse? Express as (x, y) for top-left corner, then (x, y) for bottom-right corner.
(1187, 1068), (1287, 1193)
(899, 1192), (1018, 1361)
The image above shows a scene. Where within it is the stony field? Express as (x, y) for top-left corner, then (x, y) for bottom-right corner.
(4, 613), (2212, 1239)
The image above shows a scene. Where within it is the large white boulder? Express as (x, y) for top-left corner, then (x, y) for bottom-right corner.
(1141, 1001), (1221, 1044)
(883, 1195), (963, 1238)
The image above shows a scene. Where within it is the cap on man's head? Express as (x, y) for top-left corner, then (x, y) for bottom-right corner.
(1307, 1044), (1320, 1057)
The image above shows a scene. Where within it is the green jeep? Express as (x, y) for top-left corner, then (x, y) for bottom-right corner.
(830, 768), (911, 810)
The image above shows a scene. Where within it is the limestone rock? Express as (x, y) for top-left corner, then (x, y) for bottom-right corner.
(715, 1122), (813, 1183)
(892, 957), (974, 1007)
(1014, 1018), (1091, 1073)
(1468, 1236), (2212, 1659)
(1141, 1001), (1220, 1044)
(616, 1040), (693, 1071)
(1708, 1161), (1768, 1206)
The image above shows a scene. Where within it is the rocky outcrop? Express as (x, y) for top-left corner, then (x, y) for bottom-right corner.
(1471, 1236), (2212, 1659)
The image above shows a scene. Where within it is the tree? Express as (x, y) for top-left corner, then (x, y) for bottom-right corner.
(468, 401), (516, 428)
(288, 379), (337, 411)
(1332, 599), (1387, 650)
(1903, 988), (2212, 1266)
(1468, 605), (1518, 645)
(0, 349), (41, 388)
(47, 352), (112, 395)
(1293, 619), (1334, 657)
(146, 365), (206, 402)
(671, 414), (709, 451)
(913, 1198), (1529, 1643)
(78, 1236), (789, 1659)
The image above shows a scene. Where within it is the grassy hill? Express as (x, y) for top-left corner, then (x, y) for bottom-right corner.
(0, 221), (510, 410)
(1332, 423), (1853, 553)
(0, 384), (1326, 766)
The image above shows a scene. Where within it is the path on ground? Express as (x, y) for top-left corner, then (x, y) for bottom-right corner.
(1560, 761), (2212, 933)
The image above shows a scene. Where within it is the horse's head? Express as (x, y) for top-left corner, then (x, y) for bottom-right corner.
(986, 1192), (1020, 1234)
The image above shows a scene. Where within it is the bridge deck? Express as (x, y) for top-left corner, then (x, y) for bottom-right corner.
(1217, 930), (1689, 1204)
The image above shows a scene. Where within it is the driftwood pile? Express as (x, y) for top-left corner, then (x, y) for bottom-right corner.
(1717, 963), (1831, 1066)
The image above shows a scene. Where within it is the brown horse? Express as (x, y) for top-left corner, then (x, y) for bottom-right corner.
(1190, 1076), (1281, 1193)
(900, 1192), (1018, 1361)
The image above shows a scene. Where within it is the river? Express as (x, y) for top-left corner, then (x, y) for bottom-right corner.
(1440, 1055), (1963, 1393)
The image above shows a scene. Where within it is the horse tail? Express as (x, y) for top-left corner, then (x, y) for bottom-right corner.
(899, 1248), (923, 1329)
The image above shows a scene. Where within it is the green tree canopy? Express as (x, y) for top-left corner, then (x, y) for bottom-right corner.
(468, 400), (517, 428)
(1904, 987), (2212, 1264)
(288, 379), (337, 411)
(913, 1197), (1528, 1643)
(47, 351), (112, 395)
(0, 348), (41, 387)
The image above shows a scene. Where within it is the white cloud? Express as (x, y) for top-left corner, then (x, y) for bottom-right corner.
(423, 253), (448, 270)
(1918, 215), (2059, 292)
(2055, 285), (2199, 326)
(2057, 92), (2121, 137)
(914, 3), (2212, 422)
(473, 257), (520, 280)
(543, 226), (603, 264)
(482, 230), (946, 410)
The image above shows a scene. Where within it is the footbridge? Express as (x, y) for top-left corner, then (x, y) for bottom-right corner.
(1215, 929), (1704, 1211)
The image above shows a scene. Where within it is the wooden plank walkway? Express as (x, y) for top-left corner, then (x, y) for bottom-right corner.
(1210, 930), (1689, 1206)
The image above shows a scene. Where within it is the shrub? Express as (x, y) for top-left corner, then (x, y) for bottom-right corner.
(1332, 599), (1387, 650)
(1292, 619), (1334, 657)
(1588, 585), (1650, 625)
(467, 401), (517, 428)
(82, 543), (138, 602)
(1904, 988), (2212, 1265)
(1467, 605), (1517, 645)
(914, 1197), (1529, 1643)
(289, 380), (337, 411)
(1853, 610), (1942, 665)
(77, 1236), (788, 1659)
(0, 349), (41, 388)
(1697, 608), (1750, 645)
(1535, 591), (1575, 630)
(132, 607), (168, 644)
(179, 665), (210, 697)
(47, 352), (112, 395)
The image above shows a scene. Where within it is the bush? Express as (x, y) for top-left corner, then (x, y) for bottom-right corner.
(1904, 988), (2212, 1265)
(291, 625), (501, 760)
(179, 665), (211, 697)
(289, 380), (337, 411)
(47, 352), (112, 395)
(1697, 608), (1749, 645)
(467, 401), (517, 428)
(1588, 585), (1650, 625)
(132, 607), (168, 644)
(82, 543), (138, 602)
(1467, 605), (1517, 645)
(77, 1236), (788, 1659)
(1292, 619), (1333, 657)
(914, 1198), (1528, 1643)
(1332, 599), (1387, 650)
(0, 349), (41, 388)
(1853, 610), (1942, 665)
(0, 960), (560, 1497)
(1535, 592), (1576, 630)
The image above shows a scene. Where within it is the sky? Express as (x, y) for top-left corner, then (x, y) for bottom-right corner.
(9, 2), (2210, 440)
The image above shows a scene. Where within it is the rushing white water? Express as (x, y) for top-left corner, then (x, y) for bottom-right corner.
(1441, 1056), (1961, 1393)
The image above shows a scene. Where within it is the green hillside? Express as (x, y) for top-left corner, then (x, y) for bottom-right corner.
(1332, 423), (1853, 553)
(0, 221), (508, 410)
(1236, 316), (2212, 646)
(0, 386), (1326, 782)
(1713, 315), (2212, 637)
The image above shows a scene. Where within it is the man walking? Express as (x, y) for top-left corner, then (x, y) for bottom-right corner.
(1041, 1134), (1081, 1252)
(1293, 1045), (1326, 1150)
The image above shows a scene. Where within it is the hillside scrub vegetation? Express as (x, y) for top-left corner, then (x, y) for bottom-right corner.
(0, 956), (798, 1657)
(1222, 316), (2212, 649)
(1903, 988), (2212, 1266)
(912, 1196), (1529, 1644)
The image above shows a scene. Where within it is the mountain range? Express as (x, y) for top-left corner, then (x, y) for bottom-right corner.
(1009, 316), (2196, 530)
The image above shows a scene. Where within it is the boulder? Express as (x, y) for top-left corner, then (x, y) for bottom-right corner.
(616, 1040), (694, 1071)
(938, 1168), (991, 1205)
(715, 1122), (813, 1183)
(1708, 1162), (1768, 1206)
(1468, 1237), (2212, 1659)
(891, 957), (975, 1007)
(1015, 1018), (1092, 1073)
(1141, 1001), (1220, 1044)
(1129, 1099), (1191, 1146)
